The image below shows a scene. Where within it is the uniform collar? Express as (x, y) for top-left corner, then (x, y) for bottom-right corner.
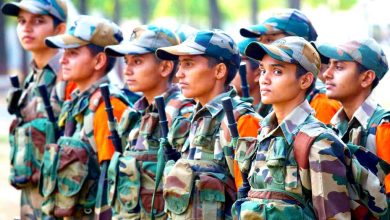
(331, 94), (377, 130)
(260, 100), (313, 145)
(194, 86), (237, 118)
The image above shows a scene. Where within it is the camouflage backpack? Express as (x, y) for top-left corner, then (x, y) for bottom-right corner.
(294, 117), (390, 218)
(39, 85), (128, 217)
(163, 97), (256, 220)
(8, 70), (57, 189)
(107, 93), (193, 219)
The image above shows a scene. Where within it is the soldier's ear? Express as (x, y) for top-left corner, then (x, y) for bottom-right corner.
(54, 22), (67, 35)
(94, 52), (108, 73)
(360, 69), (376, 89)
(215, 63), (227, 80)
(160, 60), (174, 78)
(300, 72), (314, 90)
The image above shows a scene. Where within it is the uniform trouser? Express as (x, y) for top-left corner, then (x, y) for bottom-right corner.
(20, 185), (44, 220)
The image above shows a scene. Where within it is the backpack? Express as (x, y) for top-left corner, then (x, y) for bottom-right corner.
(294, 118), (390, 219)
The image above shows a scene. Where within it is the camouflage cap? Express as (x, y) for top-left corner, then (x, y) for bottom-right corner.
(175, 24), (198, 43)
(245, 36), (321, 76)
(317, 38), (389, 80)
(240, 9), (317, 41)
(156, 29), (240, 68)
(104, 25), (179, 57)
(1, 0), (67, 22)
(238, 38), (257, 55)
(45, 15), (123, 49)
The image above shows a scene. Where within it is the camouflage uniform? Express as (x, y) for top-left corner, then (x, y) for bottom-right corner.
(318, 38), (390, 219)
(233, 101), (351, 219)
(39, 16), (128, 219)
(1, 1), (68, 219)
(156, 30), (262, 220)
(104, 25), (195, 219)
(107, 85), (194, 220)
(233, 36), (351, 219)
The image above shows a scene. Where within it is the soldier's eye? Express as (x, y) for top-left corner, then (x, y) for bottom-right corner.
(134, 59), (142, 65)
(273, 69), (282, 75)
(17, 18), (26, 25)
(335, 65), (343, 71)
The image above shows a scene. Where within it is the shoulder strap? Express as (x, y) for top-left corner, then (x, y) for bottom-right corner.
(367, 106), (390, 127)
(293, 121), (326, 170)
(360, 106), (390, 146)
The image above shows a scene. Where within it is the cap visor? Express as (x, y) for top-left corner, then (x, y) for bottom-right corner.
(317, 44), (353, 62)
(156, 44), (204, 60)
(245, 42), (286, 62)
(1, 2), (46, 16)
(240, 28), (262, 38)
(105, 42), (151, 57)
(45, 34), (88, 49)
(310, 42), (329, 64)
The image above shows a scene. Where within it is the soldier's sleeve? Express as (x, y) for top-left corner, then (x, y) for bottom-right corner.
(234, 114), (261, 189)
(376, 122), (390, 194)
(93, 97), (128, 163)
(307, 133), (351, 219)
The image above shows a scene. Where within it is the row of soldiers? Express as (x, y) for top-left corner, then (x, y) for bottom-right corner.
(2, 0), (390, 219)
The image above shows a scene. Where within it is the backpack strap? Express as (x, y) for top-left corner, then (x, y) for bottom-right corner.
(361, 106), (390, 146)
(293, 131), (317, 170)
(293, 121), (326, 170)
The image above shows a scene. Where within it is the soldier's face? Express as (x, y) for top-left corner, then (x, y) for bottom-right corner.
(259, 55), (303, 105)
(176, 55), (220, 103)
(123, 53), (164, 93)
(60, 46), (97, 84)
(16, 10), (61, 52)
(323, 59), (362, 102)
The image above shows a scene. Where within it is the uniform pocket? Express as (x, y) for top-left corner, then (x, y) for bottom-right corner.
(235, 137), (258, 174)
(54, 137), (91, 217)
(108, 152), (141, 215)
(163, 159), (194, 215)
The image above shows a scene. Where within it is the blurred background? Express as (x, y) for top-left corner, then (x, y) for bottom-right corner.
(0, 0), (390, 219)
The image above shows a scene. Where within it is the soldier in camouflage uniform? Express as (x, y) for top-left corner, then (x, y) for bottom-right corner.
(39, 16), (129, 219)
(317, 38), (390, 219)
(156, 29), (262, 219)
(232, 36), (351, 219)
(231, 38), (272, 118)
(104, 25), (195, 219)
(239, 8), (341, 124)
(1, 0), (74, 219)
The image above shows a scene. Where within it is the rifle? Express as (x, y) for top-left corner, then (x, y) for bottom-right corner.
(37, 84), (59, 142)
(151, 95), (180, 219)
(8, 75), (22, 117)
(95, 83), (123, 220)
(239, 62), (250, 98)
(221, 97), (250, 199)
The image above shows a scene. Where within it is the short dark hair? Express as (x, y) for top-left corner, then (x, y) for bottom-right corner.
(49, 15), (63, 28)
(87, 44), (116, 73)
(203, 55), (238, 85)
(295, 64), (315, 96)
(356, 62), (379, 90)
